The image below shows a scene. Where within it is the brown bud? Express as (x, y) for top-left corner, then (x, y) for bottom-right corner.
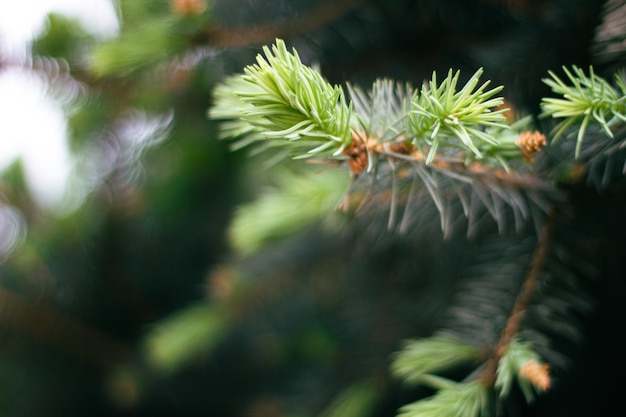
(516, 131), (547, 162)
(519, 360), (551, 391)
(343, 134), (370, 174)
(171, 0), (207, 16)
(388, 141), (415, 155)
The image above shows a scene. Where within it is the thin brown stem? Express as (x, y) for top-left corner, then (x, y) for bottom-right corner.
(480, 204), (558, 387)
(0, 287), (132, 365)
(205, 0), (367, 47)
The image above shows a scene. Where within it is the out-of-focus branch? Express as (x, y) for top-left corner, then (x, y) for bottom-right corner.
(205, 0), (367, 47)
(0, 287), (132, 365)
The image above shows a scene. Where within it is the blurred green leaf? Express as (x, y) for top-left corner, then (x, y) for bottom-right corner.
(319, 379), (382, 417)
(398, 380), (490, 417)
(90, 17), (185, 77)
(143, 303), (229, 374)
(228, 168), (349, 254)
(391, 333), (481, 387)
(90, 1), (212, 77)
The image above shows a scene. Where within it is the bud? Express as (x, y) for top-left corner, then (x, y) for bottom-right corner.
(516, 131), (547, 162)
(343, 135), (369, 174)
(171, 0), (207, 16)
(519, 360), (551, 391)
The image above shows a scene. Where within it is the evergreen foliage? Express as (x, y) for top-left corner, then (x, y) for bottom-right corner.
(407, 68), (509, 163)
(2, 1), (626, 417)
(210, 40), (352, 159)
(210, 36), (626, 416)
(540, 66), (626, 157)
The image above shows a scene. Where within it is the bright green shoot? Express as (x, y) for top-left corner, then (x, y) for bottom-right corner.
(541, 65), (626, 157)
(210, 40), (524, 168)
(210, 39), (352, 159)
(408, 68), (509, 163)
(398, 380), (491, 417)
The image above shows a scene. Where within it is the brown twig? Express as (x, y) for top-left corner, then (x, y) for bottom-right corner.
(0, 287), (132, 365)
(205, 0), (367, 47)
(480, 205), (558, 387)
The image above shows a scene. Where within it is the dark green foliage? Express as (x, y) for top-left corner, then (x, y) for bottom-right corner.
(2, 1), (626, 417)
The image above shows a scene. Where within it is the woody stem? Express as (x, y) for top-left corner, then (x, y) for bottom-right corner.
(481, 205), (558, 387)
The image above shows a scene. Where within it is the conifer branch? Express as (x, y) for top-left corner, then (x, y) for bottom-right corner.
(480, 205), (558, 388)
(209, 39), (352, 159)
(211, 42), (524, 168)
(210, 41), (558, 240)
(398, 380), (490, 417)
(391, 333), (481, 386)
(540, 66), (626, 157)
(408, 68), (509, 163)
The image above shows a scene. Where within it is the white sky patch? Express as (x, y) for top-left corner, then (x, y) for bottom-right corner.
(0, 0), (119, 58)
(0, 69), (72, 208)
(0, 0), (119, 211)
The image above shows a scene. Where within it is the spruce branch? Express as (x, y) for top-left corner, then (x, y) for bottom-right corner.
(540, 65), (626, 157)
(209, 40), (554, 238)
(210, 41), (528, 169)
(480, 206), (558, 388)
(348, 155), (554, 237)
(209, 39), (352, 159)
(205, 43), (620, 416)
(389, 209), (558, 417)
(347, 79), (413, 143)
(397, 380), (490, 417)
(408, 68), (509, 164)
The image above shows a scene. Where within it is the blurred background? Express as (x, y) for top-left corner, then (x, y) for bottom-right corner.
(1, 1), (625, 416)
